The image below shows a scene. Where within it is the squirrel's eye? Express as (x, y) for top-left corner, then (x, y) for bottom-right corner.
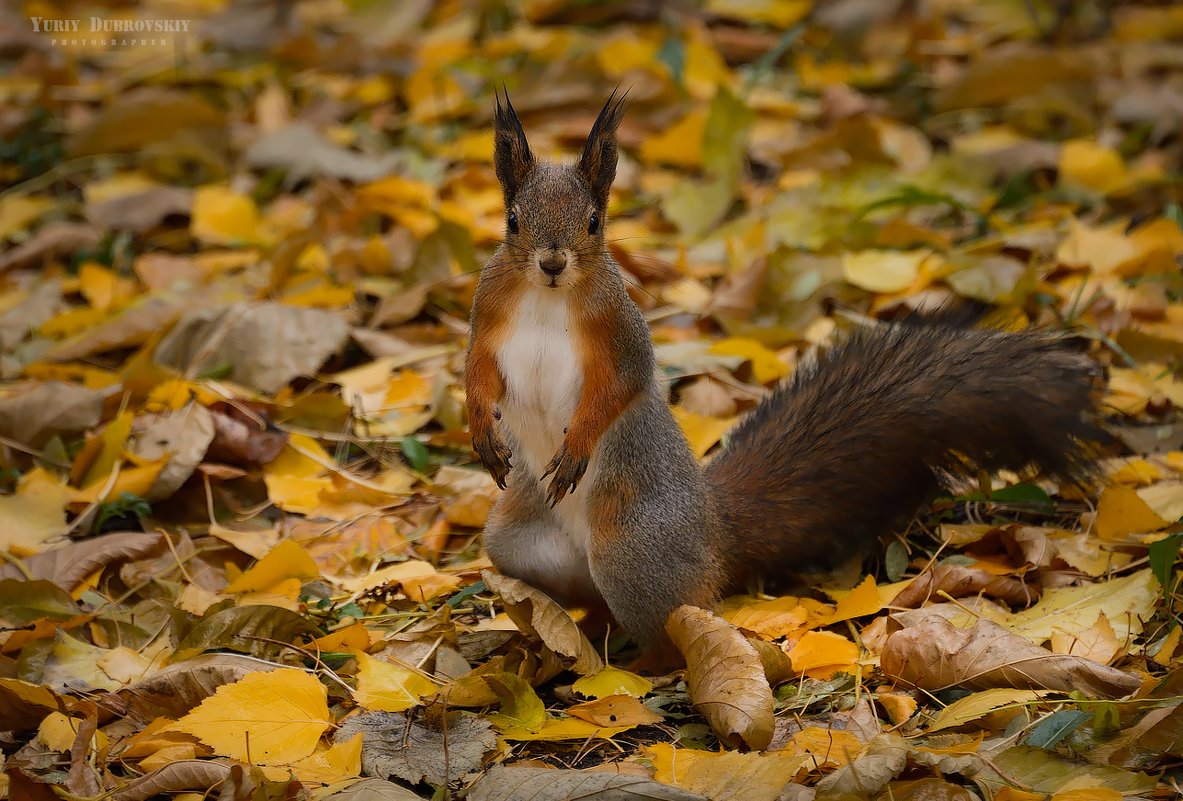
(507, 211), (519, 234)
(588, 212), (600, 235)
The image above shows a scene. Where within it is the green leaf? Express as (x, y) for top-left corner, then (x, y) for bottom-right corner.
(1025, 709), (1091, 749)
(991, 483), (1053, 506)
(400, 435), (430, 472)
(0, 579), (79, 624)
(656, 35), (685, 87)
(1149, 532), (1182, 599)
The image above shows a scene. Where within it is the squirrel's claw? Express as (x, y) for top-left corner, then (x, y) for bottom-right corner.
(541, 444), (588, 507)
(474, 430), (512, 489)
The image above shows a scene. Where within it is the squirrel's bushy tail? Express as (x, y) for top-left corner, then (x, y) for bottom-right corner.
(705, 319), (1110, 580)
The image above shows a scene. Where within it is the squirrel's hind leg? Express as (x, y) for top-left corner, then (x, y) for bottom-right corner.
(484, 473), (602, 610)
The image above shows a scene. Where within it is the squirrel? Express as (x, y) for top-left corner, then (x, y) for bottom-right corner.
(464, 91), (1109, 670)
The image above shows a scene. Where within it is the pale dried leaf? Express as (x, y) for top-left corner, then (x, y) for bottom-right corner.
(154, 302), (350, 394)
(483, 571), (603, 675)
(468, 765), (707, 801)
(881, 616), (1140, 697)
(335, 710), (496, 784)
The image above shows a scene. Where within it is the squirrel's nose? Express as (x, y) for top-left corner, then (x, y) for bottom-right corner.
(540, 255), (567, 276)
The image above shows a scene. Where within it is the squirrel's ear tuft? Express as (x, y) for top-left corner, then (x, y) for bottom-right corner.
(578, 89), (627, 208)
(493, 88), (534, 204)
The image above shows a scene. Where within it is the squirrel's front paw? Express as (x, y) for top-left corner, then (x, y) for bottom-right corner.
(541, 443), (588, 507)
(473, 429), (512, 489)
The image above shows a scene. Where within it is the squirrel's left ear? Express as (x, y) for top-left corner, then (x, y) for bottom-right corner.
(493, 88), (534, 205)
(578, 89), (627, 208)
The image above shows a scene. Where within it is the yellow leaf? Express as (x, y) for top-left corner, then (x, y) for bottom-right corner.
(1058, 140), (1129, 194)
(310, 623), (372, 654)
(709, 338), (788, 383)
(672, 406), (739, 458)
(639, 107), (708, 168)
(173, 668), (331, 764)
(37, 712), (82, 752)
(1095, 485), (1168, 541)
(843, 249), (929, 293)
(76, 411), (133, 489)
(0, 195), (55, 239)
(786, 631), (860, 679)
(1114, 5), (1183, 41)
(1056, 219), (1142, 275)
(72, 461), (165, 506)
(1108, 458), (1165, 486)
(485, 672), (547, 734)
(263, 433), (332, 514)
(1051, 790), (1123, 801)
(684, 26), (731, 100)
(78, 263), (121, 311)
(647, 742), (805, 801)
(0, 469), (71, 555)
(39, 306), (109, 339)
(594, 31), (662, 79)
(875, 689), (918, 724)
(572, 666), (654, 699)
(264, 475), (332, 515)
(354, 652), (437, 713)
(706, 0), (810, 28)
(282, 283), (356, 309)
(224, 539), (320, 595)
(817, 575), (883, 625)
(1150, 626), (1181, 666)
(930, 689), (1049, 732)
(722, 595), (810, 640)
(279, 732), (363, 784)
(781, 726), (864, 769)
(500, 716), (634, 741)
(83, 171), (160, 204)
(191, 185), (266, 245)
(23, 362), (120, 389)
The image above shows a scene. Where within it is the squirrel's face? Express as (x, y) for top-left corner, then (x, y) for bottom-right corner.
(493, 90), (626, 290)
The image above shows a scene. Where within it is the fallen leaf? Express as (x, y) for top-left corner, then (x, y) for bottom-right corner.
(173, 668), (332, 764)
(665, 605), (774, 750)
(881, 616), (1140, 697)
(483, 571), (603, 675)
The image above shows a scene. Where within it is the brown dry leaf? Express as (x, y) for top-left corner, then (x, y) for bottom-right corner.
(0, 222), (101, 274)
(335, 709), (496, 785)
(890, 562), (1037, 608)
(468, 764), (707, 801)
(204, 407), (288, 466)
(47, 296), (183, 362)
(881, 616), (1140, 697)
(154, 303), (350, 394)
(482, 571), (603, 676)
(69, 88), (226, 156)
(125, 404), (215, 501)
(1048, 613), (1121, 666)
(665, 604), (775, 750)
(109, 760), (245, 801)
(0, 381), (110, 448)
(0, 532), (161, 589)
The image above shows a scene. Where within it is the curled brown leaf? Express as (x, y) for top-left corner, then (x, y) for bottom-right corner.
(666, 605), (774, 751)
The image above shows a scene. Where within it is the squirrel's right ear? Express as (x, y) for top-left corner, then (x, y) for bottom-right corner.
(578, 89), (626, 208)
(493, 89), (534, 204)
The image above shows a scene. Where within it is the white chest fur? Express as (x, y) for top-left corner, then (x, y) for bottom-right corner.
(496, 289), (591, 540)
